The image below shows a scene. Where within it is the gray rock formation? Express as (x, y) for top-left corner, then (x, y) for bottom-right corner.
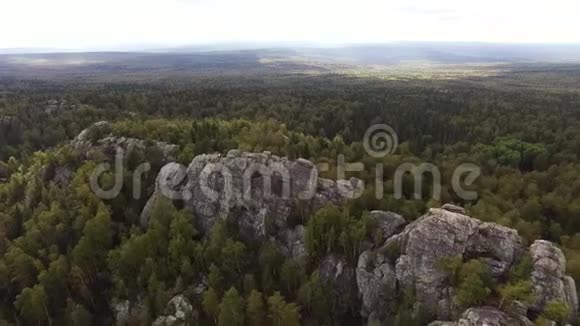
(72, 121), (113, 150)
(141, 151), (362, 256)
(72, 121), (177, 163)
(112, 299), (145, 325)
(429, 306), (533, 326)
(279, 225), (306, 258)
(368, 210), (406, 244)
(356, 250), (397, 320)
(152, 295), (194, 326)
(39, 162), (73, 187)
(441, 203), (466, 214)
(384, 208), (524, 319)
(136, 149), (580, 326)
(357, 206), (579, 324)
(530, 240), (578, 317)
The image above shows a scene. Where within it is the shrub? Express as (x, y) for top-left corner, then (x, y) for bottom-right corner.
(542, 300), (571, 324)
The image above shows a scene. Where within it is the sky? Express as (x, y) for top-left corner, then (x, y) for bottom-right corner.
(1, 0), (579, 50)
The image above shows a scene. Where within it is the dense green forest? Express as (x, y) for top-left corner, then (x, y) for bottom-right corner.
(1, 62), (580, 325)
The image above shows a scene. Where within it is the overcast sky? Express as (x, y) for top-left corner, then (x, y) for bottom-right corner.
(1, 0), (579, 49)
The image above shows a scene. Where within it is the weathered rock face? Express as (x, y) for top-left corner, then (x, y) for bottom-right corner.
(368, 210), (406, 244)
(440, 203), (466, 214)
(429, 306), (533, 326)
(530, 240), (579, 317)
(72, 121), (113, 150)
(152, 295), (194, 326)
(385, 207), (524, 319)
(72, 121), (178, 163)
(357, 206), (579, 324)
(279, 225), (306, 258)
(141, 151), (362, 255)
(135, 145), (580, 325)
(39, 162), (73, 187)
(112, 300), (145, 325)
(356, 250), (397, 320)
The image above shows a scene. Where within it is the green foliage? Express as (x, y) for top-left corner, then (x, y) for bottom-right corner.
(280, 259), (306, 297)
(4, 65), (580, 325)
(498, 281), (534, 308)
(305, 205), (370, 261)
(218, 287), (244, 326)
(72, 203), (112, 274)
(258, 242), (284, 294)
(438, 256), (463, 285)
(297, 271), (332, 324)
(203, 287), (220, 323)
(454, 273), (491, 309)
(267, 292), (301, 326)
(246, 290), (266, 326)
(542, 300), (572, 324)
(438, 257), (493, 309)
(534, 316), (553, 326)
(509, 254), (533, 281)
(15, 284), (50, 325)
(481, 137), (547, 170)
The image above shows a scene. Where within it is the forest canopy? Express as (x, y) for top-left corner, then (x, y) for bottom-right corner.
(1, 62), (580, 325)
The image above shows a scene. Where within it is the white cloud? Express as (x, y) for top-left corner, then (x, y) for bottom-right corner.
(0, 0), (579, 49)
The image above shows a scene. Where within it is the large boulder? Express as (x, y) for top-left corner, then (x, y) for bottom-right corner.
(279, 225), (306, 258)
(112, 299), (145, 325)
(72, 121), (177, 163)
(141, 151), (362, 250)
(383, 208), (524, 319)
(152, 295), (195, 326)
(358, 206), (580, 324)
(72, 121), (112, 148)
(529, 240), (578, 317)
(368, 210), (406, 244)
(356, 250), (397, 320)
(429, 306), (533, 326)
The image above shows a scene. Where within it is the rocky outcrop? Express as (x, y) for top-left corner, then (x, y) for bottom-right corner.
(72, 121), (113, 149)
(137, 145), (579, 325)
(141, 151), (362, 256)
(279, 225), (306, 258)
(152, 295), (194, 326)
(530, 240), (578, 317)
(429, 306), (533, 326)
(39, 162), (73, 187)
(356, 206), (579, 324)
(112, 300), (145, 325)
(441, 203), (466, 214)
(356, 250), (397, 320)
(369, 210), (406, 244)
(384, 208), (524, 319)
(72, 121), (177, 163)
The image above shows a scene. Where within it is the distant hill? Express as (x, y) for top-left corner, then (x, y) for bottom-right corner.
(1, 42), (580, 81)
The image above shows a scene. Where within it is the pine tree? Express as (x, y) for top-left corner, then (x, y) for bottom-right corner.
(267, 292), (300, 326)
(246, 290), (266, 326)
(218, 287), (244, 326)
(72, 203), (112, 276)
(203, 287), (220, 324)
